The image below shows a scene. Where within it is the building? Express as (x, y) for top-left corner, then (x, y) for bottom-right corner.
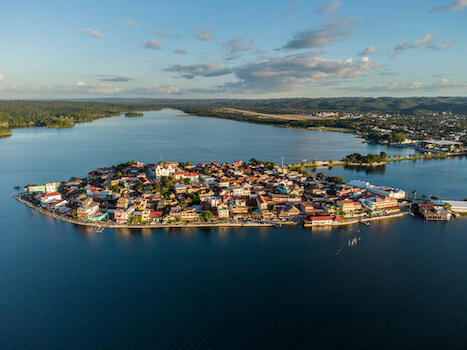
(418, 204), (451, 220)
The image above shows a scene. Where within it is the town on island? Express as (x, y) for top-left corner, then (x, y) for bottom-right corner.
(14, 158), (465, 230)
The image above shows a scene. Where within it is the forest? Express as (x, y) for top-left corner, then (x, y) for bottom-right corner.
(1, 98), (466, 142)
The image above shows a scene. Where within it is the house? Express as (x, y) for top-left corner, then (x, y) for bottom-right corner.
(117, 197), (130, 209)
(174, 184), (187, 194)
(256, 195), (268, 211)
(217, 202), (229, 218)
(181, 207), (198, 221)
(152, 164), (175, 179)
(26, 184), (46, 194)
(149, 211), (164, 223)
(418, 204), (451, 221)
(88, 211), (109, 222)
(278, 205), (301, 218)
(360, 196), (398, 211)
(40, 192), (62, 204)
(45, 182), (59, 193)
(133, 198), (147, 210)
(217, 178), (230, 188)
(50, 199), (68, 210)
(76, 202), (99, 219)
(336, 200), (362, 212)
(114, 207), (135, 223)
(309, 216), (333, 225)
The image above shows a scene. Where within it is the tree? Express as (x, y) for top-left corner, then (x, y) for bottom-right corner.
(443, 202), (452, 211)
(202, 211), (212, 222)
(412, 190), (418, 200)
(380, 151), (387, 160)
(325, 176), (345, 185)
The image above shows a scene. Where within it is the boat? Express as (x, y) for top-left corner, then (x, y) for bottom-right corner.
(96, 226), (105, 233)
(359, 220), (370, 226)
(348, 237), (361, 247)
(273, 223), (282, 229)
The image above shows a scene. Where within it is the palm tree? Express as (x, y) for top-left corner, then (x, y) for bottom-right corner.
(412, 190), (418, 200)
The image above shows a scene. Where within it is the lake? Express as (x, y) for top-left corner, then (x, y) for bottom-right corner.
(0, 109), (465, 349)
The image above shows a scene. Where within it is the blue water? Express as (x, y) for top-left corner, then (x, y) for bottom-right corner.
(0, 110), (466, 349)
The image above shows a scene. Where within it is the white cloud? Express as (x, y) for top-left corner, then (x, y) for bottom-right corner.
(127, 85), (180, 95)
(0, 81), (180, 97)
(194, 27), (213, 41)
(66, 81), (120, 94)
(155, 29), (171, 37)
(429, 0), (467, 12)
(95, 75), (133, 82)
(224, 38), (258, 60)
(123, 19), (139, 27)
(164, 62), (234, 79)
(83, 28), (104, 38)
(351, 79), (467, 93)
(143, 39), (162, 49)
(283, 18), (355, 50)
(286, 0), (304, 14)
(185, 53), (382, 93)
(316, 1), (342, 14)
(358, 46), (378, 56)
(428, 39), (455, 50)
(173, 49), (187, 55)
(409, 33), (434, 48)
(389, 39), (408, 56)
(390, 33), (436, 56)
(0, 73), (5, 82)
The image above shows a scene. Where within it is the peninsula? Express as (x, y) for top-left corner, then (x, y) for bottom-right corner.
(18, 158), (456, 230)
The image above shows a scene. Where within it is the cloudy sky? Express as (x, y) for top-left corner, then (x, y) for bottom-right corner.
(0, 0), (465, 99)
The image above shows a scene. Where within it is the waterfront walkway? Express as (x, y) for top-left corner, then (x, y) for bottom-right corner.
(14, 195), (407, 231)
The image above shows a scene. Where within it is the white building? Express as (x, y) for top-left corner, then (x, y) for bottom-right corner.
(40, 192), (62, 204)
(217, 203), (229, 218)
(45, 182), (58, 193)
(152, 164), (175, 179)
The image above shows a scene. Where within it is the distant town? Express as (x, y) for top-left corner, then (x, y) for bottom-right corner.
(15, 158), (466, 230)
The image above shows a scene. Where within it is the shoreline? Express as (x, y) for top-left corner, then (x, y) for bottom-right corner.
(13, 194), (407, 230)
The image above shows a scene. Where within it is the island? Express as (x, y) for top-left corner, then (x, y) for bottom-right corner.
(0, 127), (12, 138)
(14, 158), (460, 230)
(125, 112), (144, 117)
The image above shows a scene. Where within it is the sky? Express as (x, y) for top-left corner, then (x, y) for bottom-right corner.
(0, 0), (466, 99)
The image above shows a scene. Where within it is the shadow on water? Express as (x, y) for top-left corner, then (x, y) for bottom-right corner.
(343, 164), (387, 175)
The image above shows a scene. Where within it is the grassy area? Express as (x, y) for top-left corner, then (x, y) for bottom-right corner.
(307, 127), (355, 134)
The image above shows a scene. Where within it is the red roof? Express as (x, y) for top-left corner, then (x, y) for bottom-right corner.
(333, 216), (344, 222)
(311, 216), (332, 221)
(42, 192), (61, 197)
(150, 211), (163, 218)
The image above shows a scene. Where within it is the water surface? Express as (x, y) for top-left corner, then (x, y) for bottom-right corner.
(0, 110), (465, 349)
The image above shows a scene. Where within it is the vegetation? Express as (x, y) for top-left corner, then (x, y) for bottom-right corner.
(249, 158), (276, 170)
(2, 97), (466, 140)
(325, 176), (345, 185)
(202, 211), (212, 222)
(0, 126), (12, 137)
(0, 100), (161, 131)
(125, 112), (144, 117)
(343, 152), (388, 165)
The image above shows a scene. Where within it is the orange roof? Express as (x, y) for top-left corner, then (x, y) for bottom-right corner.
(311, 216), (332, 221)
(42, 192), (61, 197)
